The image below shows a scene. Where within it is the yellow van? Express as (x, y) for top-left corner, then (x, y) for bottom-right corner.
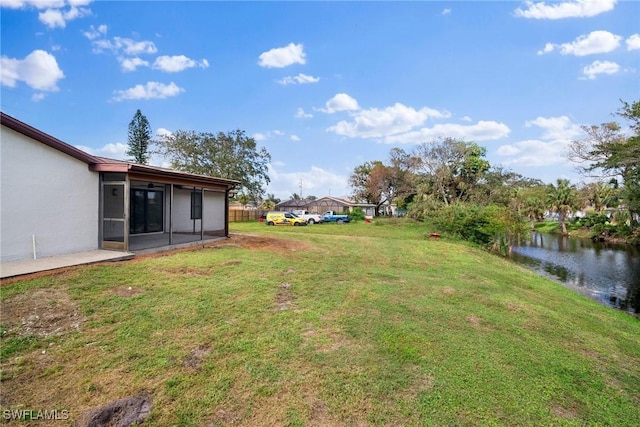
(266, 211), (308, 226)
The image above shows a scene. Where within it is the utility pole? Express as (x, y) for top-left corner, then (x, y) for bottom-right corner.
(299, 178), (303, 199)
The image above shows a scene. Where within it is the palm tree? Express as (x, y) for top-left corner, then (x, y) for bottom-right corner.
(261, 199), (275, 210)
(547, 179), (577, 235)
(237, 193), (252, 209)
(523, 196), (545, 230)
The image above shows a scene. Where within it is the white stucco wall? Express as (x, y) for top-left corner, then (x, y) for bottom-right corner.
(170, 188), (225, 233)
(1, 126), (99, 262)
(203, 191), (225, 231)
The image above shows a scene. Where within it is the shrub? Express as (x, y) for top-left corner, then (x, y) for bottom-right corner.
(576, 214), (608, 228)
(350, 207), (365, 222)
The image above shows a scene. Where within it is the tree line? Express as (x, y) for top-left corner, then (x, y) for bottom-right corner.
(348, 99), (640, 249)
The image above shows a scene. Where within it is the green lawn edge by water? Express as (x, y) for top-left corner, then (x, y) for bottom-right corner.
(1, 219), (639, 426)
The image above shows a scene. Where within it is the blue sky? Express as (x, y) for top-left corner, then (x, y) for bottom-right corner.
(1, 0), (639, 200)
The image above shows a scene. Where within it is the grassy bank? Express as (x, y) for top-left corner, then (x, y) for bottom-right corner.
(1, 219), (639, 426)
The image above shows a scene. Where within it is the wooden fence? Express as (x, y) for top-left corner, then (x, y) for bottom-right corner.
(228, 210), (262, 222)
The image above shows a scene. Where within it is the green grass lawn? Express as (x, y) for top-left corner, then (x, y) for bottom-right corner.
(1, 219), (639, 426)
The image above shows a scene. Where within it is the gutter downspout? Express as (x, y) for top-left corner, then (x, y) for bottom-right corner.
(225, 188), (230, 238)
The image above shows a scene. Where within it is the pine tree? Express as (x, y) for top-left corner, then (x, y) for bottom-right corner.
(126, 109), (151, 164)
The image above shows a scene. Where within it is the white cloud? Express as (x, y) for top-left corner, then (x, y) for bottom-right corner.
(496, 145), (519, 156)
(120, 57), (149, 72)
(266, 164), (349, 200)
(460, 116), (472, 122)
(2, 0), (92, 8)
(327, 102), (452, 139)
(295, 108), (313, 119)
(253, 130), (285, 141)
(2, 0), (93, 28)
(290, 135), (301, 141)
(111, 81), (184, 101)
(155, 128), (173, 138)
(318, 93), (360, 114)
(496, 139), (571, 167)
(627, 34), (640, 51)
(0, 0), (57, 8)
(38, 4), (91, 28)
(92, 36), (158, 56)
(152, 55), (209, 73)
(382, 121), (510, 144)
(75, 142), (127, 159)
(525, 116), (583, 139)
(537, 43), (555, 55)
(515, 0), (616, 19)
(31, 92), (46, 102)
(497, 115), (585, 167)
(75, 140), (172, 167)
(258, 43), (306, 68)
(540, 30), (622, 56)
(277, 73), (320, 85)
(581, 60), (620, 79)
(0, 49), (64, 91)
(83, 24), (107, 40)
(442, 8), (451, 15)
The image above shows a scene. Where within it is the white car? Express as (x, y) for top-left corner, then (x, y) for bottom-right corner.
(292, 210), (323, 224)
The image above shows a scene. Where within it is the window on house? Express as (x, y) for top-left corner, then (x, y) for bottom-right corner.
(191, 191), (202, 219)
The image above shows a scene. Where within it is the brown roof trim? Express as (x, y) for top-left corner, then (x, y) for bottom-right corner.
(91, 158), (240, 189)
(1, 112), (99, 164)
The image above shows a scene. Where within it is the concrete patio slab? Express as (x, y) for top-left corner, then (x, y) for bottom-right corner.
(0, 250), (134, 280)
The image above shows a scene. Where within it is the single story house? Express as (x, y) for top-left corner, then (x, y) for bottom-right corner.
(276, 196), (376, 217)
(0, 112), (239, 263)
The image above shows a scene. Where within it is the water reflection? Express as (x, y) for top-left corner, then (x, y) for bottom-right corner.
(511, 232), (640, 315)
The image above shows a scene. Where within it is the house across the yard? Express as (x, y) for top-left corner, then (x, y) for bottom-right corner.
(276, 196), (376, 216)
(0, 112), (239, 263)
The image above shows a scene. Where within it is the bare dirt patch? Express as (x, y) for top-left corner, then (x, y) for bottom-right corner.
(183, 344), (211, 369)
(467, 315), (482, 327)
(1, 288), (84, 338)
(550, 403), (579, 420)
(302, 327), (353, 354)
(275, 282), (296, 311)
(157, 266), (213, 277)
(442, 286), (456, 296)
(73, 393), (152, 427)
(220, 234), (311, 253)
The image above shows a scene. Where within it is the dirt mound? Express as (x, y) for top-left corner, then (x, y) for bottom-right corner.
(74, 393), (152, 427)
(1, 288), (83, 338)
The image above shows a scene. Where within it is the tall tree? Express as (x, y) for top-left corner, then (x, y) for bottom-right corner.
(470, 166), (544, 207)
(413, 138), (490, 205)
(236, 193), (251, 209)
(349, 161), (380, 204)
(568, 99), (640, 228)
(547, 179), (578, 235)
(126, 109), (152, 164)
(156, 129), (271, 202)
(577, 182), (618, 214)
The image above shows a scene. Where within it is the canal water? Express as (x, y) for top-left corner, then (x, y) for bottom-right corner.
(510, 232), (640, 315)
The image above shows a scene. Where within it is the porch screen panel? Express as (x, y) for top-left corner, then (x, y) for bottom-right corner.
(102, 183), (126, 243)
